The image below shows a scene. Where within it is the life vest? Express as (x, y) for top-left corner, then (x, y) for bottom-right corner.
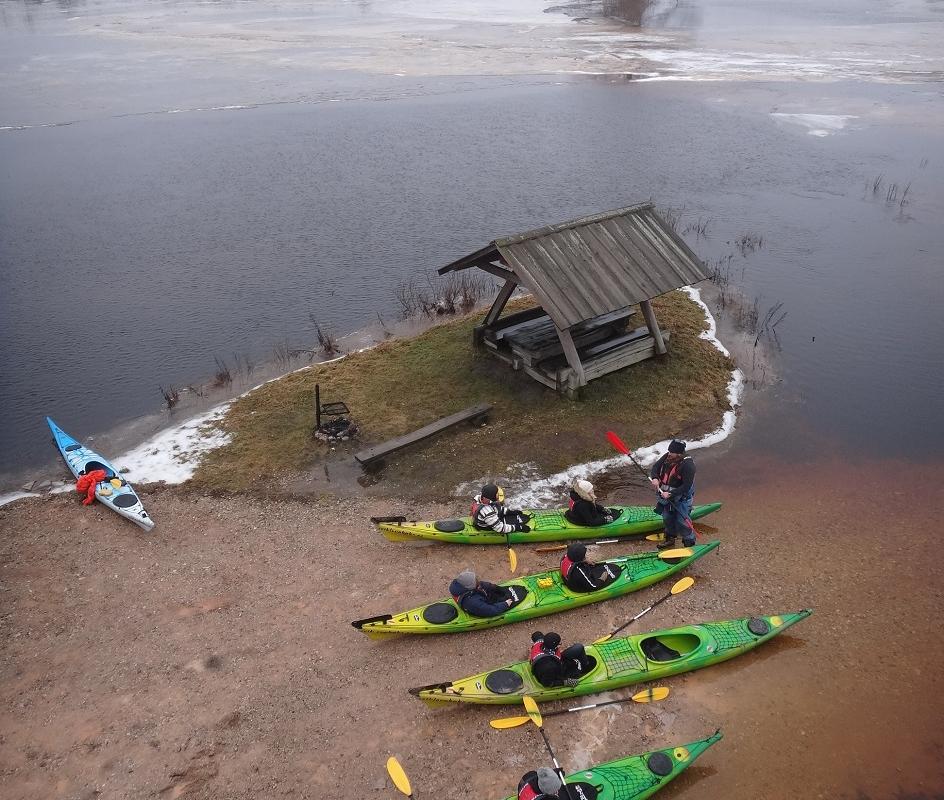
(560, 554), (575, 581)
(75, 469), (108, 505)
(529, 640), (561, 665)
(518, 780), (544, 800)
(658, 457), (690, 488)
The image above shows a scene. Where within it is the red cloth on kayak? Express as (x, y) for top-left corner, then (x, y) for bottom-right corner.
(75, 469), (108, 505)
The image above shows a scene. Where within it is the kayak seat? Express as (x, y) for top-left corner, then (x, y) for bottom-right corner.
(505, 585), (529, 609)
(484, 669), (524, 694)
(82, 460), (113, 477)
(566, 783), (599, 800)
(641, 637), (682, 662)
(422, 603), (459, 624)
(433, 520), (466, 533)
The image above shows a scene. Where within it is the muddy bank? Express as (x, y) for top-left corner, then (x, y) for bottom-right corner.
(1, 448), (942, 799)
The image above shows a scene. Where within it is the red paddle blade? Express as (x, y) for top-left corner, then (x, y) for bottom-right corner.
(606, 430), (631, 456)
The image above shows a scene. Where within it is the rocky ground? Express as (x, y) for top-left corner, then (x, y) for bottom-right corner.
(1, 450), (943, 799)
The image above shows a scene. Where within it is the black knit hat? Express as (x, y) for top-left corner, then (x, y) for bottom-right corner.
(481, 483), (500, 501)
(566, 543), (587, 561)
(542, 632), (561, 650)
(668, 440), (686, 454)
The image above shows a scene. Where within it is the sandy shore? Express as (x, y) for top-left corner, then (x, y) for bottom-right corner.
(2, 447), (942, 799)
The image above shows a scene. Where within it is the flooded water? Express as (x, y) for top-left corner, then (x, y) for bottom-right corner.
(3, 0), (943, 491)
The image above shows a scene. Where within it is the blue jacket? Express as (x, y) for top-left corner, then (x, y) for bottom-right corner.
(448, 578), (510, 617)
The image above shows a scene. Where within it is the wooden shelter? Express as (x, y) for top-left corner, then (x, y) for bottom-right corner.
(438, 202), (708, 394)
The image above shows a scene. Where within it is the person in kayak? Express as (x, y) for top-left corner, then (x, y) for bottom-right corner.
(530, 631), (595, 687)
(517, 767), (563, 799)
(471, 483), (532, 533)
(560, 542), (621, 593)
(649, 440), (697, 550)
(449, 569), (520, 617)
(564, 479), (617, 527)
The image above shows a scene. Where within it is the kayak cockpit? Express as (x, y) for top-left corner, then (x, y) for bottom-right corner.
(640, 633), (701, 662)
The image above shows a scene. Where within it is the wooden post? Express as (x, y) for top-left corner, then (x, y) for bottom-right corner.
(315, 384), (322, 430)
(557, 328), (587, 388)
(475, 278), (517, 346)
(640, 300), (667, 355)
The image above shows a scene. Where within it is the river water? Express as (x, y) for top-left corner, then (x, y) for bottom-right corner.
(1, 2), (943, 794)
(2, 0), (944, 491)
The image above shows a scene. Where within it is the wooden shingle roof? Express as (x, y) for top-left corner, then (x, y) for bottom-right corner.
(439, 202), (707, 329)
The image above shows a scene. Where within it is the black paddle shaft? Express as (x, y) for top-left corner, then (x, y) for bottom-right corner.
(535, 727), (576, 800)
(607, 589), (673, 638)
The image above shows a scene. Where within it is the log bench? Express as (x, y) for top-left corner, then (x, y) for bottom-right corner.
(354, 403), (493, 468)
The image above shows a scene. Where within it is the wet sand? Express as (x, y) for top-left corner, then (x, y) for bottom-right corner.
(2, 449), (942, 798)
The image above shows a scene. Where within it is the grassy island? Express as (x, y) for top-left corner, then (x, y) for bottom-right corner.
(193, 291), (735, 496)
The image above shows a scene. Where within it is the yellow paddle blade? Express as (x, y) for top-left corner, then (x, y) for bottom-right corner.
(523, 695), (543, 727)
(658, 548), (694, 560)
(670, 576), (695, 594)
(592, 633), (611, 644)
(386, 757), (412, 797)
(631, 686), (670, 703)
(109, 478), (121, 488)
(489, 716), (531, 729)
(508, 548), (518, 573)
(646, 534), (666, 542)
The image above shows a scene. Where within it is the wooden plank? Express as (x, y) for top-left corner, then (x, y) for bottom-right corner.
(510, 325), (612, 367)
(355, 403), (493, 466)
(580, 325), (651, 359)
(485, 307), (549, 342)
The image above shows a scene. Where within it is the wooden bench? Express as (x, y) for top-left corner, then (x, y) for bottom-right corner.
(354, 403), (493, 468)
(506, 308), (636, 367)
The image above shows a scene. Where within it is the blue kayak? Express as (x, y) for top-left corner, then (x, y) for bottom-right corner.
(47, 416), (155, 531)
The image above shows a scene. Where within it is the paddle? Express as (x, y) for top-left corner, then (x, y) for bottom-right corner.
(490, 687), (669, 729)
(386, 756), (413, 798)
(533, 543), (693, 559)
(594, 576), (695, 643)
(506, 534), (518, 574)
(533, 538), (621, 554)
(522, 696), (575, 800)
(606, 430), (653, 483)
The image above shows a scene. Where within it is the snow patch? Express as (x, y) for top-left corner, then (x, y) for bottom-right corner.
(116, 406), (232, 485)
(0, 491), (40, 507)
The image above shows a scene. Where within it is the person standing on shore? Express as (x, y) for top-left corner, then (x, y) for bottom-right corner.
(648, 440), (697, 550)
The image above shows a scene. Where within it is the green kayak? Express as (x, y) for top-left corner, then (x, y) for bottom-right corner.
(499, 730), (723, 800)
(351, 542), (719, 638)
(410, 610), (812, 706)
(374, 503), (722, 545)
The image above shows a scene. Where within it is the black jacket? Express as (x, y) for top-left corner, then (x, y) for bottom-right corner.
(649, 454), (696, 500)
(565, 490), (612, 527)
